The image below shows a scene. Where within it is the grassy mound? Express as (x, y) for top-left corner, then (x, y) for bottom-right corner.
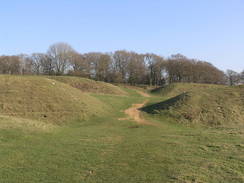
(148, 83), (244, 127)
(0, 80), (243, 182)
(48, 76), (126, 95)
(0, 75), (108, 123)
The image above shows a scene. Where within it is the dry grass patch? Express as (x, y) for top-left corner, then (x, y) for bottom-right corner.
(48, 76), (127, 95)
(0, 115), (56, 132)
(0, 75), (108, 123)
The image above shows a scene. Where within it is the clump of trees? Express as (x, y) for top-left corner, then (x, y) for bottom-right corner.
(0, 56), (21, 74)
(0, 42), (242, 86)
(226, 69), (244, 86)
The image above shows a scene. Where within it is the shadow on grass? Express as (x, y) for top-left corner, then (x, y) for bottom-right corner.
(140, 92), (189, 114)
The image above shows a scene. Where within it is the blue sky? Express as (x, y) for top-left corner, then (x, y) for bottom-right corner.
(0, 0), (243, 72)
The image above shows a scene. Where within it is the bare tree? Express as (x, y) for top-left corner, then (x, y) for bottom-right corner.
(144, 53), (155, 86)
(47, 43), (74, 75)
(39, 54), (54, 75)
(30, 53), (48, 74)
(82, 52), (103, 79)
(113, 50), (131, 83)
(19, 54), (33, 75)
(226, 70), (241, 86)
(241, 70), (244, 83)
(0, 56), (21, 74)
(144, 54), (166, 86)
(68, 52), (87, 76)
(127, 52), (146, 85)
(94, 54), (111, 81)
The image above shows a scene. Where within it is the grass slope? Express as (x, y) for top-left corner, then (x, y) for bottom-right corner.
(0, 86), (243, 183)
(0, 77), (243, 182)
(48, 76), (126, 95)
(0, 75), (108, 123)
(0, 115), (55, 132)
(148, 83), (244, 127)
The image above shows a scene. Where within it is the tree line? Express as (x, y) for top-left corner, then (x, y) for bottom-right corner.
(0, 42), (243, 86)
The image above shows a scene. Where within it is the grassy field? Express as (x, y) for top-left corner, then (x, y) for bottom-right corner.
(0, 76), (243, 182)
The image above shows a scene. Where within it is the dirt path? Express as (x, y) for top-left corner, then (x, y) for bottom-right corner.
(119, 100), (156, 126)
(136, 90), (151, 97)
(119, 89), (155, 125)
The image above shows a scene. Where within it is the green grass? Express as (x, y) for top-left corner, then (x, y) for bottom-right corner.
(0, 77), (243, 182)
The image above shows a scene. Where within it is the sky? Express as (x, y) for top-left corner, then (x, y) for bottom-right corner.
(0, 0), (244, 72)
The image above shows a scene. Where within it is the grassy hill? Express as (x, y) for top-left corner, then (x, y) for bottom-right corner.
(0, 76), (243, 182)
(0, 75), (108, 123)
(48, 76), (126, 95)
(143, 83), (244, 127)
